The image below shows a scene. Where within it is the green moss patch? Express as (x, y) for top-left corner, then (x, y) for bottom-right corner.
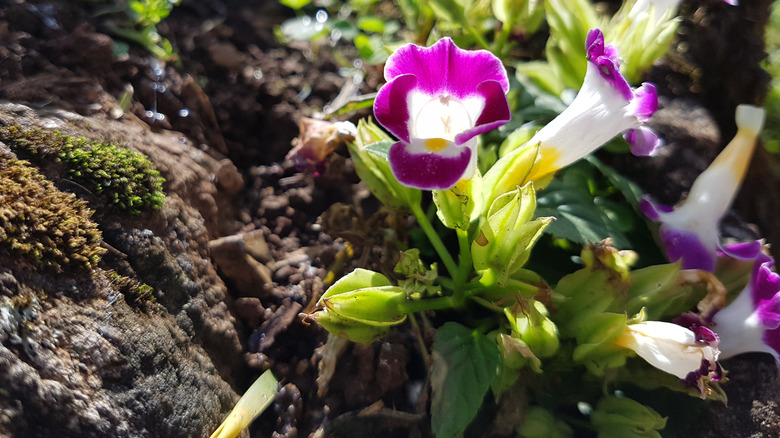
(0, 157), (105, 271)
(0, 126), (165, 214)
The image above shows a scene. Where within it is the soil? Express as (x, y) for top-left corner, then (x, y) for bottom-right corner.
(0, 0), (779, 437)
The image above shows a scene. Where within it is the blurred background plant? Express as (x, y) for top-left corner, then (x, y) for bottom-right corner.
(95, 0), (181, 60)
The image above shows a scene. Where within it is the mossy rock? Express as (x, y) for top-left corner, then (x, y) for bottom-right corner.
(0, 126), (165, 214)
(0, 157), (105, 271)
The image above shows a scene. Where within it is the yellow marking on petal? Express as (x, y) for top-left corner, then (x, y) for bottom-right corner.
(709, 105), (765, 183)
(424, 138), (449, 152)
(526, 146), (562, 182)
(710, 130), (760, 183)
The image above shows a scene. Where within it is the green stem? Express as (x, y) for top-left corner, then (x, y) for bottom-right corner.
(469, 295), (506, 314)
(465, 22), (490, 50)
(452, 228), (472, 305)
(398, 295), (457, 313)
(411, 203), (458, 279)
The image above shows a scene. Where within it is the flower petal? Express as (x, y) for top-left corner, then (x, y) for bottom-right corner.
(630, 83), (658, 121)
(454, 80), (511, 145)
(638, 196), (673, 221)
(659, 227), (716, 272)
(374, 73), (417, 142)
(624, 126), (661, 156)
(387, 140), (473, 190)
(383, 37), (509, 98)
(585, 29), (632, 100)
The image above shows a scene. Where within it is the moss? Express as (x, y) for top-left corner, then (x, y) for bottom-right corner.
(0, 157), (105, 271)
(0, 126), (165, 214)
(107, 270), (156, 303)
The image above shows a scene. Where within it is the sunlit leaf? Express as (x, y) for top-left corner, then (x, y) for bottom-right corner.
(210, 369), (278, 438)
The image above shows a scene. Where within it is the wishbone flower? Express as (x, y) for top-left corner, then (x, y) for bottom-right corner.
(616, 321), (722, 395)
(711, 246), (780, 364)
(374, 37), (511, 190)
(640, 104), (765, 272)
(527, 28), (660, 181)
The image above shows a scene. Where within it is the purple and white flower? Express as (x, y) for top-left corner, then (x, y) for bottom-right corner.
(527, 29), (659, 180)
(640, 104), (765, 272)
(712, 246), (780, 364)
(616, 320), (722, 394)
(374, 37), (510, 190)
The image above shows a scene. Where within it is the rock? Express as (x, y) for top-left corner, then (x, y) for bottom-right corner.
(233, 297), (265, 328)
(215, 158), (245, 195)
(209, 233), (273, 298)
(0, 103), (245, 437)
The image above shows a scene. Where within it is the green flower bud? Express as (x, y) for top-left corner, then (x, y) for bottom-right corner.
(590, 395), (667, 438)
(472, 183), (552, 287)
(432, 172), (482, 230)
(519, 407), (573, 438)
(505, 300), (559, 359)
(554, 268), (633, 375)
(481, 141), (541, 211)
(348, 119), (422, 210)
(315, 268), (408, 344)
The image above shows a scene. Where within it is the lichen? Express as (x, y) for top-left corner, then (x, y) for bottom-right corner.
(0, 126), (165, 214)
(0, 157), (105, 271)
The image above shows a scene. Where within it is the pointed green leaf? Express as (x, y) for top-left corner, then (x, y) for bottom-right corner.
(431, 322), (500, 438)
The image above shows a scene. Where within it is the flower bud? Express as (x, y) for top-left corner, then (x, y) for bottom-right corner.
(432, 172), (482, 230)
(348, 119), (422, 209)
(472, 183), (552, 287)
(314, 268), (408, 344)
(506, 299), (560, 359)
(590, 395), (667, 438)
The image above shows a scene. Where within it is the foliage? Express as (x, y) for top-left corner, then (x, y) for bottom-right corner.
(283, 1), (769, 437)
(0, 126), (165, 215)
(98, 0), (180, 60)
(0, 157), (104, 271)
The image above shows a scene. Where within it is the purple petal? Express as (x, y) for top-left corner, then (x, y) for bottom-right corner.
(752, 261), (780, 330)
(762, 327), (780, 361)
(585, 29), (605, 60)
(659, 227), (716, 272)
(591, 56), (632, 101)
(624, 127), (661, 156)
(631, 83), (658, 121)
(586, 29), (631, 100)
(639, 195), (673, 221)
(383, 37), (509, 99)
(722, 0), (738, 5)
(388, 141), (471, 190)
(719, 240), (764, 260)
(453, 80), (511, 145)
(374, 74), (416, 142)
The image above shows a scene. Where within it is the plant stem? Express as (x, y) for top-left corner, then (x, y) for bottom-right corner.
(411, 203), (459, 279)
(398, 295), (456, 313)
(452, 228), (472, 305)
(466, 22), (490, 50)
(469, 295), (506, 314)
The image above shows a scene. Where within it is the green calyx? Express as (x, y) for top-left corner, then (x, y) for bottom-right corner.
(314, 268), (408, 344)
(348, 119), (421, 210)
(472, 183), (552, 288)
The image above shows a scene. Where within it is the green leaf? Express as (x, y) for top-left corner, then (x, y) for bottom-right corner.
(210, 369), (278, 438)
(357, 16), (386, 33)
(279, 0), (311, 10)
(431, 322), (500, 438)
(363, 139), (394, 159)
(535, 166), (631, 248)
